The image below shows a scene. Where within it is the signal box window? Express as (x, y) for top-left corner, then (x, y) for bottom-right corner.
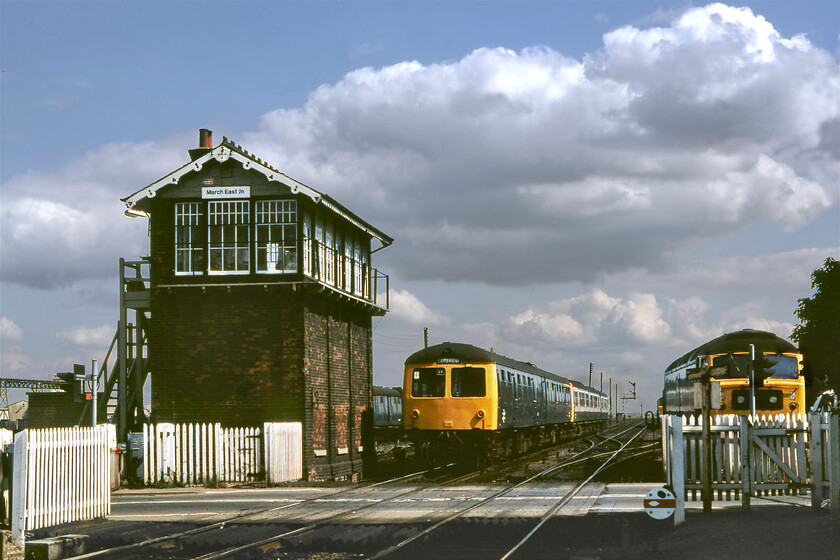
(256, 200), (297, 273)
(208, 201), (250, 273)
(175, 202), (205, 274)
(412, 368), (445, 397)
(452, 367), (486, 397)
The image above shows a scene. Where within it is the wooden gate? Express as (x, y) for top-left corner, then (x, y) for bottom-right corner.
(663, 414), (808, 503)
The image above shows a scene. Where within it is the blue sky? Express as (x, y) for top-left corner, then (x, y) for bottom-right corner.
(1, 0), (838, 411)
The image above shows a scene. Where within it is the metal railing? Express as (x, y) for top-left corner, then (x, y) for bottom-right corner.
(304, 237), (389, 311)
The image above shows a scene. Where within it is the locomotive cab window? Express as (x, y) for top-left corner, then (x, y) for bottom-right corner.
(412, 368), (445, 397)
(766, 355), (798, 379)
(452, 367), (486, 397)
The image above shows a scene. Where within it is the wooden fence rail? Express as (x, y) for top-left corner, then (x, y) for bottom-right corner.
(143, 422), (301, 485)
(10, 425), (113, 542)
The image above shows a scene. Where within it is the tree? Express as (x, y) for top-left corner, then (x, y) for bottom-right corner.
(791, 257), (840, 405)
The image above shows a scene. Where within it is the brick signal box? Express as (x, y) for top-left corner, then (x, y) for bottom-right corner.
(123, 130), (392, 480)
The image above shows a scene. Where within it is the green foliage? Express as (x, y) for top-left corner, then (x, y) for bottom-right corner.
(791, 257), (840, 403)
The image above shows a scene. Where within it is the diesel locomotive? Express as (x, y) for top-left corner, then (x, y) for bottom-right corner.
(402, 342), (609, 464)
(662, 329), (805, 417)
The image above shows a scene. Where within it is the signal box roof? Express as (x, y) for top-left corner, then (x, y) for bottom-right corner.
(122, 135), (392, 247)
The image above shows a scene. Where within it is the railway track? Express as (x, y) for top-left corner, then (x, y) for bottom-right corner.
(369, 422), (647, 560)
(56, 422), (648, 560)
(62, 464), (460, 560)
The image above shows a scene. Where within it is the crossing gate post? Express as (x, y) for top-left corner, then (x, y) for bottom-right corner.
(830, 411), (840, 512)
(740, 417), (751, 508)
(10, 430), (27, 547)
(809, 411), (825, 508)
(670, 416), (685, 526)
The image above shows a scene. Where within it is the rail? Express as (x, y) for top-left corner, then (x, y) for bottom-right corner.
(63, 463), (458, 560)
(368, 422), (645, 560)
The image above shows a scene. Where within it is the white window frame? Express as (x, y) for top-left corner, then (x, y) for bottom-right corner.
(255, 200), (297, 274)
(208, 200), (250, 275)
(175, 202), (204, 275)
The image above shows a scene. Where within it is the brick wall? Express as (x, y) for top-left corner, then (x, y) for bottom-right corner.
(150, 285), (306, 426)
(150, 284), (373, 480)
(27, 393), (88, 429)
(303, 296), (372, 480)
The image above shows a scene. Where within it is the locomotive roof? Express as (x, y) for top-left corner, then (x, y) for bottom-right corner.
(405, 342), (606, 397)
(665, 329), (798, 373)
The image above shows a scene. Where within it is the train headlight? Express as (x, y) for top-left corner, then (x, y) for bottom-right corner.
(769, 395), (778, 404)
(410, 409), (420, 419)
(789, 402), (797, 411)
(736, 395), (746, 405)
(789, 390), (797, 400)
(476, 409), (485, 419)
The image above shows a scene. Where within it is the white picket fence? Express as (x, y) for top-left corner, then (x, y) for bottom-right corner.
(264, 422), (304, 484)
(663, 412), (839, 507)
(143, 422), (302, 485)
(10, 425), (114, 542)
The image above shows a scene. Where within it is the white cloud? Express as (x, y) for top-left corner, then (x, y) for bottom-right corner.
(56, 324), (114, 348)
(0, 317), (23, 341)
(387, 290), (447, 326)
(1, 3), (836, 294)
(0, 349), (30, 374)
(243, 3), (836, 286)
(0, 137), (186, 289)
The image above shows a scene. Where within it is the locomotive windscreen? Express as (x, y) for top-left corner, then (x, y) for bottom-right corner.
(412, 368), (445, 397)
(711, 354), (798, 379)
(451, 367), (486, 397)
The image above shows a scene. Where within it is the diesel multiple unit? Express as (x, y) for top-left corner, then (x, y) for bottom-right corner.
(402, 342), (608, 464)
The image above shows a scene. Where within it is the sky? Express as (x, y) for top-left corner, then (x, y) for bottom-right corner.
(1, 0), (838, 413)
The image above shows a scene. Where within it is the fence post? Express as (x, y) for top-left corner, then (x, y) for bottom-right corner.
(670, 416), (685, 526)
(810, 412), (824, 508)
(10, 430), (27, 546)
(830, 410), (840, 512)
(740, 416), (751, 508)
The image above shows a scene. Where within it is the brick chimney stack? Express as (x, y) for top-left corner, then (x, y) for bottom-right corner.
(189, 128), (214, 160)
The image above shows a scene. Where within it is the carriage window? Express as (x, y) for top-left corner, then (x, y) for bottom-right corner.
(411, 368), (445, 397)
(452, 367), (486, 397)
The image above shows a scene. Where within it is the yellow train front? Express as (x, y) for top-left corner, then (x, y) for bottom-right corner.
(402, 342), (608, 465)
(663, 329), (805, 417)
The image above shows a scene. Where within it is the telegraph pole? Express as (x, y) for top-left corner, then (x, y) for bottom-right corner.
(423, 327), (429, 349)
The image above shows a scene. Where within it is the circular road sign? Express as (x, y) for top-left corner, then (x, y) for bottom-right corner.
(644, 487), (676, 520)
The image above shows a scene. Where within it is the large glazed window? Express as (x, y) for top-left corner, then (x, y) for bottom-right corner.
(208, 201), (250, 273)
(256, 200), (297, 273)
(175, 202), (205, 274)
(451, 367), (486, 397)
(411, 368), (445, 397)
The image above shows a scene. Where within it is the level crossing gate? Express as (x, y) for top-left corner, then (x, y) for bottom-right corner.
(662, 414), (826, 504)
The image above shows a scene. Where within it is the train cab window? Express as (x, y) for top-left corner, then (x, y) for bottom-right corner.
(767, 355), (798, 379)
(452, 367), (486, 397)
(411, 368), (445, 397)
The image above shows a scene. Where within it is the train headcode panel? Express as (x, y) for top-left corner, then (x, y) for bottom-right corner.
(662, 329), (805, 418)
(402, 342), (608, 466)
